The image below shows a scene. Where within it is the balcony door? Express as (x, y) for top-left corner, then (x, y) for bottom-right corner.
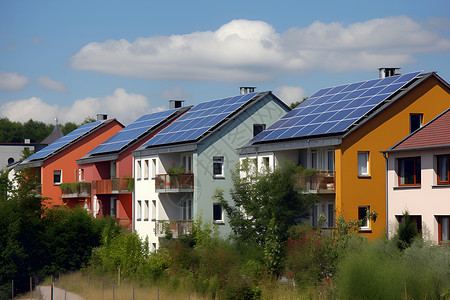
(110, 197), (117, 218)
(182, 155), (193, 173)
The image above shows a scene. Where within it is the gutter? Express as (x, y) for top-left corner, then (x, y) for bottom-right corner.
(383, 152), (389, 237)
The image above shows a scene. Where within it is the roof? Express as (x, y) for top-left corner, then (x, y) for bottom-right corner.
(248, 71), (424, 146)
(383, 107), (450, 152)
(40, 124), (64, 145)
(138, 91), (288, 152)
(79, 107), (189, 162)
(17, 119), (117, 168)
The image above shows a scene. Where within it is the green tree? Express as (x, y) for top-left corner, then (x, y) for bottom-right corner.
(215, 160), (318, 245)
(289, 97), (308, 109)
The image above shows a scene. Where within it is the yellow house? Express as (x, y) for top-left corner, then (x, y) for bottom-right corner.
(238, 70), (450, 239)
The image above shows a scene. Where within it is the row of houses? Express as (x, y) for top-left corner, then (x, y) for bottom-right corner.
(14, 69), (450, 248)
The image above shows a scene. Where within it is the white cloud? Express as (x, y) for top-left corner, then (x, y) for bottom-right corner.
(71, 16), (450, 82)
(0, 72), (29, 92)
(275, 86), (306, 105)
(0, 89), (162, 125)
(37, 76), (69, 93)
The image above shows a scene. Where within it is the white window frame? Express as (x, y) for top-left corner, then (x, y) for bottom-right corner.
(53, 170), (62, 185)
(144, 200), (149, 221)
(144, 160), (149, 180)
(213, 156), (224, 178)
(151, 159), (157, 178)
(357, 151), (370, 176)
(213, 203), (224, 224)
(136, 160), (142, 180)
(358, 205), (370, 231)
(137, 200), (142, 221)
(151, 200), (156, 220)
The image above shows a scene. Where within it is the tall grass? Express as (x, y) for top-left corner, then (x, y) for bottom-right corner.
(337, 239), (450, 299)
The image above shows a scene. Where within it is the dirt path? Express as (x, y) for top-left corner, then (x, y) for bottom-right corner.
(20, 285), (85, 300)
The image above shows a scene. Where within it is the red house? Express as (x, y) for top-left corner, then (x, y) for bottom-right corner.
(76, 106), (189, 230)
(16, 116), (124, 208)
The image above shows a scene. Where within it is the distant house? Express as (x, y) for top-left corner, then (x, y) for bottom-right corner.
(132, 89), (290, 250)
(16, 117), (124, 208)
(238, 70), (450, 239)
(382, 107), (450, 244)
(76, 107), (188, 230)
(0, 141), (38, 170)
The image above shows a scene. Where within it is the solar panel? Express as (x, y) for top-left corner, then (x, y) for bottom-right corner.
(143, 92), (257, 147)
(250, 71), (422, 143)
(23, 121), (103, 162)
(87, 109), (179, 155)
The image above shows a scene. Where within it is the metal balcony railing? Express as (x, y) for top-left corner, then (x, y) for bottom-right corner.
(154, 220), (193, 238)
(155, 174), (194, 193)
(298, 171), (335, 194)
(93, 178), (133, 194)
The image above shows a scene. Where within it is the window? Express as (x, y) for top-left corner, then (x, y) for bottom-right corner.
(357, 151), (369, 176)
(437, 216), (450, 244)
(151, 159), (157, 178)
(213, 157), (224, 178)
(358, 206), (370, 230)
(136, 160), (142, 180)
(53, 170), (62, 185)
(144, 160), (149, 179)
(183, 200), (192, 220)
(262, 157), (270, 171)
(410, 113), (423, 133)
(77, 169), (84, 182)
(151, 200), (156, 220)
(437, 155), (450, 184)
(144, 200), (149, 221)
(398, 157), (421, 186)
(327, 150), (335, 171)
(253, 124), (266, 137)
(311, 150), (317, 170)
(213, 203), (224, 223)
(110, 198), (117, 218)
(183, 155), (192, 173)
(396, 214), (422, 233)
(137, 200), (142, 221)
(328, 204), (335, 227)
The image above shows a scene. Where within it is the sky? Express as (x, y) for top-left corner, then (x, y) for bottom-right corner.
(0, 0), (449, 125)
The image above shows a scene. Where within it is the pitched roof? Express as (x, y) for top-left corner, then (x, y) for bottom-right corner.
(385, 107), (450, 152)
(40, 124), (64, 145)
(18, 119), (118, 168)
(247, 71), (427, 146)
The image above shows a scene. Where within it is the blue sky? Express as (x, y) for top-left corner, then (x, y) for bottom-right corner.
(1, 0), (449, 124)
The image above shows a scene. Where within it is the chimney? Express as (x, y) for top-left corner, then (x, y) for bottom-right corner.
(240, 87), (256, 95)
(169, 100), (185, 109)
(97, 114), (108, 121)
(378, 68), (401, 78)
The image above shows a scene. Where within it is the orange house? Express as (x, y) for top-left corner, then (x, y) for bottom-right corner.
(16, 117), (124, 208)
(239, 70), (450, 239)
(76, 106), (189, 230)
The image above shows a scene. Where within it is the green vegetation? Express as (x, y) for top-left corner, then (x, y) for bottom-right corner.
(59, 182), (91, 194)
(0, 116), (96, 143)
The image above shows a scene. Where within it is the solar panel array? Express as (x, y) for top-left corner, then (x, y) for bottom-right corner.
(23, 121), (103, 162)
(143, 92), (257, 147)
(87, 109), (179, 155)
(250, 71), (421, 143)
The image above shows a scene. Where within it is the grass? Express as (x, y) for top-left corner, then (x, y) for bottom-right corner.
(41, 272), (209, 300)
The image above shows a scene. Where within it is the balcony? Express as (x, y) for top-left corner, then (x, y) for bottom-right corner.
(60, 182), (91, 198)
(154, 220), (193, 238)
(93, 178), (134, 194)
(155, 174), (194, 193)
(298, 171), (335, 194)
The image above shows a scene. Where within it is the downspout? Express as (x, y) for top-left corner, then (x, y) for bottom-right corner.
(383, 152), (389, 237)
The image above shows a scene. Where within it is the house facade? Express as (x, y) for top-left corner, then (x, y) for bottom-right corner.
(16, 118), (124, 208)
(76, 108), (188, 230)
(383, 108), (450, 244)
(133, 90), (290, 250)
(239, 71), (450, 239)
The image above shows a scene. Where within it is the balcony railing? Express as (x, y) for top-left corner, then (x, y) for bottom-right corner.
(155, 174), (194, 193)
(60, 182), (91, 198)
(93, 178), (134, 194)
(298, 171), (335, 194)
(154, 220), (193, 238)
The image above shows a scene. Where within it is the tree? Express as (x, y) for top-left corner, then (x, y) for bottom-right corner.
(215, 160), (318, 245)
(289, 97), (308, 109)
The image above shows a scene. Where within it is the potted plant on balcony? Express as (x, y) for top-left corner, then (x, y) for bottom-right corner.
(167, 163), (186, 188)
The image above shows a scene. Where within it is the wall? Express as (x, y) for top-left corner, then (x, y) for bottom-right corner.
(387, 148), (450, 242)
(336, 76), (450, 239)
